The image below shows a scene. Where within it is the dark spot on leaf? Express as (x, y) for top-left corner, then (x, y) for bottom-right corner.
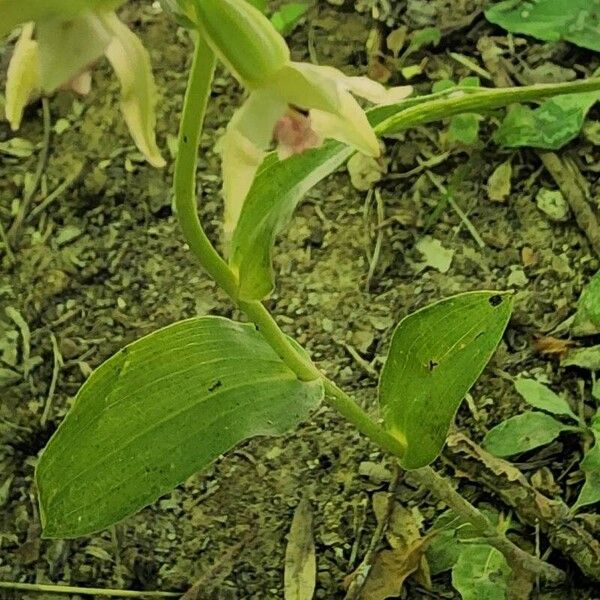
(489, 294), (503, 307)
(183, 135), (188, 143)
(428, 359), (439, 371)
(208, 380), (223, 392)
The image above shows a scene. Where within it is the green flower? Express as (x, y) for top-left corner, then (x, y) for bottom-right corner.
(194, 0), (412, 239)
(4, 3), (164, 167)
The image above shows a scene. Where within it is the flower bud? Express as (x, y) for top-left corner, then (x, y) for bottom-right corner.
(194, 0), (289, 87)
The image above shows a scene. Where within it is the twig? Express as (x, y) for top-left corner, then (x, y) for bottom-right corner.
(26, 163), (84, 223)
(0, 219), (15, 265)
(0, 581), (178, 597)
(41, 332), (63, 426)
(340, 341), (379, 379)
(444, 434), (600, 581)
(538, 151), (600, 257)
(366, 189), (385, 290)
(8, 97), (52, 243)
(426, 171), (486, 248)
(344, 464), (402, 600)
(411, 465), (565, 584)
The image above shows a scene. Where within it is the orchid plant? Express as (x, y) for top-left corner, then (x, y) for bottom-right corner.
(4, 0), (600, 594)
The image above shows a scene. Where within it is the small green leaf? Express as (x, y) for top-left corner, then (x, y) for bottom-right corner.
(271, 3), (309, 35)
(572, 270), (600, 336)
(36, 316), (323, 538)
(379, 291), (513, 469)
(403, 27), (441, 60)
(484, 0), (600, 52)
(573, 416), (600, 512)
(514, 378), (578, 420)
(483, 412), (575, 457)
(494, 92), (600, 149)
(561, 345), (600, 371)
(452, 544), (511, 600)
(427, 509), (507, 575)
(448, 113), (480, 145)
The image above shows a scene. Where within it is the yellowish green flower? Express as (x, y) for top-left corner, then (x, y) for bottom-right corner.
(194, 0), (412, 240)
(3, 4), (164, 167)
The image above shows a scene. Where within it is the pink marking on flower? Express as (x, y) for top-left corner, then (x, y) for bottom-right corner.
(273, 107), (322, 158)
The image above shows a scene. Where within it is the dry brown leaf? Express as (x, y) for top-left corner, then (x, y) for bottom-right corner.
(532, 335), (575, 358)
(284, 497), (316, 600)
(360, 536), (433, 600)
(365, 494), (432, 596)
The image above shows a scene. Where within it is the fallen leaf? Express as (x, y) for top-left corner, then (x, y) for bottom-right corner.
(532, 335), (575, 357)
(415, 236), (454, 273)
(562, 345), (600, 371)
(347, 153), (385, 191)
(361, 495), (433, 596)
(284, 497), (316, 600)
(360, 537), (433, 600)
(487, 159), (512, 202)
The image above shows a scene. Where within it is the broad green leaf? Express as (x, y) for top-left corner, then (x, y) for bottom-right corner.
(0, 0), (124, 38)
(379, 291), (513, 469)
(572, 270), (600, 336)
(246, 0), (267, 11)
(494, 91), (600, 149)
(36, 316), (323, 538)
(452, 544), (511, 600)
(483, 412), (576, 457)
(484, 0), (600, 52)
(271, 3), (309, 36)
(573, 416), (600, 511)
(230, 142), (353, 300)
(514, 378), (578, 420)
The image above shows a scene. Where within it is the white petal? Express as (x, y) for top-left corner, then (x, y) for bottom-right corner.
(5, 23), (40, 131)
(311, 90), (380, 157)
(219, 129), (266, 244)
(217, 90), (287, 242)
(101, 13), (165, 168)
(36, 13), (111, 93)
(268, 62), (341, 113)
(342, 76), (412, 105)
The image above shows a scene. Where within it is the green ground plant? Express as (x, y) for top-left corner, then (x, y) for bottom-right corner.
(2, 0), (600, 596)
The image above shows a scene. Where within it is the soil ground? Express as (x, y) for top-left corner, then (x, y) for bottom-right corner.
(1, 0), (600, 598)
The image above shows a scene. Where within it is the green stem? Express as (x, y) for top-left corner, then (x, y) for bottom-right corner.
(377, 77), (600, 134)
(174, 34), (238, 299)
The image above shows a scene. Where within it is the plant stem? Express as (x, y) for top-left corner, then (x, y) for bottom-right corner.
(0, 581), (178, 597)
(377, 77), (600, 134)
(174, 34), (238, 300)
(175, 37), (565, 583)
(412, 466), (565, 584)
